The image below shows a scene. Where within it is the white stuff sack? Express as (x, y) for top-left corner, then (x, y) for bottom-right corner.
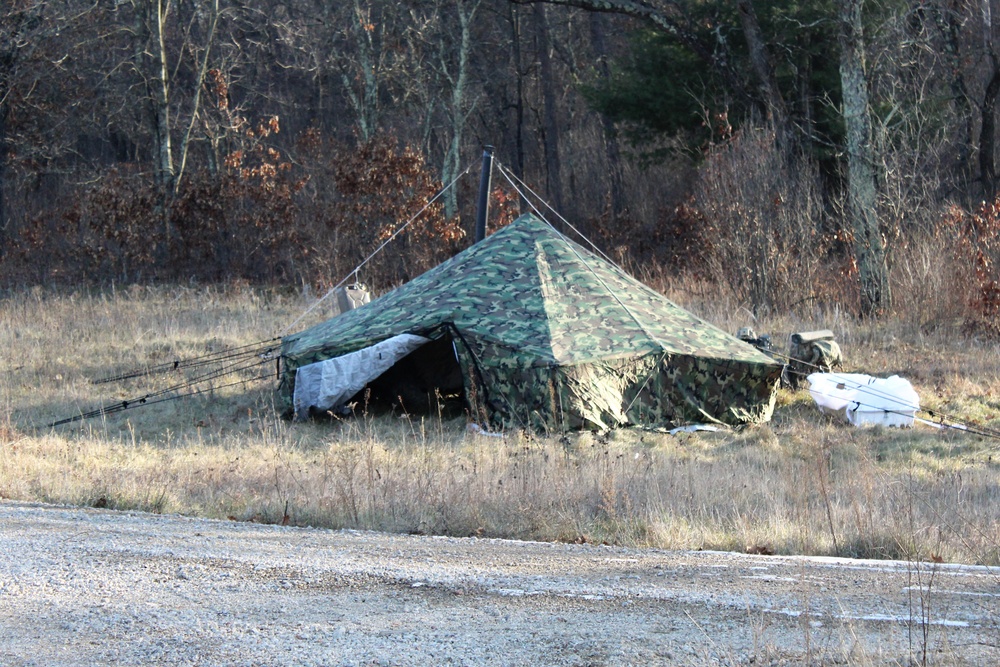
(807, 372), (919, 428)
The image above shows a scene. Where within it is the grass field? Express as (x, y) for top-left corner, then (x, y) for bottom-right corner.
(2, 285), (999, 566)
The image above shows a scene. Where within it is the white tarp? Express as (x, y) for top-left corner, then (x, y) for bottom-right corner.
(293, 334), (430, 419)
(807, 372), (920, 427)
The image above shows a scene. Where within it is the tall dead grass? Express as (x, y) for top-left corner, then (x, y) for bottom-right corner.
(1, 286), (999, 566)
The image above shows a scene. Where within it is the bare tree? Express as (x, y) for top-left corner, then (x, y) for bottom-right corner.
(838, 0), (891, 317)
(515, 0), (782, 133)
(0, 0), (49, 253)
(926, 1), (975, 204)
(128, 0), (175, 195)
(695, 123), (825, 315)
(343, 0), (381, 141)
(735, 0), (791, 149)
(438, 0), (483, 219)
(534, 2), (563, 214)
(588, 12), (626, 218)
(329, 0), (410, 142)
(111, 0), (232, 253)
(975, 0), (1000, 202)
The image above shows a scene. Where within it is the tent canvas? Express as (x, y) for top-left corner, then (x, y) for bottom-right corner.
(280, 214), (782, 431)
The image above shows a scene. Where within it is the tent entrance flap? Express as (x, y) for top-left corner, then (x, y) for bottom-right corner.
(293, 334), (430, 419)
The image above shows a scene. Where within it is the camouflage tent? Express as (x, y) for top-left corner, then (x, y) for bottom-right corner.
(280, 214), (782, 431)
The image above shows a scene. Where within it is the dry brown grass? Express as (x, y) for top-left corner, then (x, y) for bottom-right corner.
(2, 285), (999, 566)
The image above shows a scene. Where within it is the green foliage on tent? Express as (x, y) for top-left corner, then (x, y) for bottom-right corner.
(280, 214), (782, 431)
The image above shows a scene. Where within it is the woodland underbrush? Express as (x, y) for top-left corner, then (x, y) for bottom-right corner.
(1, 285), (999, 568)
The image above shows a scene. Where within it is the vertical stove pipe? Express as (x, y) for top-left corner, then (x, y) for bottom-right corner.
(474, 146), (495, 243)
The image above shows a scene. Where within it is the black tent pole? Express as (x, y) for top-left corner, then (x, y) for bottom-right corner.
(474, 145), (494, 243)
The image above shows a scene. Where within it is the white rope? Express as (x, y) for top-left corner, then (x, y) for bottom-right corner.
(496, 162), (623, 269)
(280, 163), (474, 336)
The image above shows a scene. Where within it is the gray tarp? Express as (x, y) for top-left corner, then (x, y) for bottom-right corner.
(293, 334), (430, 419)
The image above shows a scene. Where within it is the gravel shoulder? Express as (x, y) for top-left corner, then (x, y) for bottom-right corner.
(1, 500), (997, 666)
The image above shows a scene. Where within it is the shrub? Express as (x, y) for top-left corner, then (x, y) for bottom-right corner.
(6, 132), (468, 289)
(943, 199), (1000, 337)
(690, 124), (829, 316)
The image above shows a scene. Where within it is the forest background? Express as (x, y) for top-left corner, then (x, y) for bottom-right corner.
(3, 0), (1000, 329)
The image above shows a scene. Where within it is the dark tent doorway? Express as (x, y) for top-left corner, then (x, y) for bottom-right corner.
(348, 334), (467, 417)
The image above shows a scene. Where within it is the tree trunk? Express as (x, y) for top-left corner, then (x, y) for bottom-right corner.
(931, 1), (975, 205)
(509, 2), (527, 212)
(174, 0), (219, 194)
(980, 61), (1000, 203)
(151, 0), (174, 194)
(528, 0), (757, 115)
(588, 13), (626, 218)
(339, 0), (381, 141)
(441, 0), (478, 219)
(736, 0), (792, 152)
(797, 32), (814, 145)
(0, 7), (14, 258)
(838, 0), (891, 317)
(0, 99), (7, 255)
(979, 0), (1000, 204)
(0, 0), (52, 258)
(535, 3), (563, 214)
(132, 0), (175, 261)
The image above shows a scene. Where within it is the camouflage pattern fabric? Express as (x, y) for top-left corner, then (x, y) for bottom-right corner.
(280, 214), (783, 430)
(785, 338), (843, 389)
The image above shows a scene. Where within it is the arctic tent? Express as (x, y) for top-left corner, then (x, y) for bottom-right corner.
(279, 214), (782, 431)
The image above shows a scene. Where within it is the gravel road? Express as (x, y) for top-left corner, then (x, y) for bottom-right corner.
(0, 500), (997, 666)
